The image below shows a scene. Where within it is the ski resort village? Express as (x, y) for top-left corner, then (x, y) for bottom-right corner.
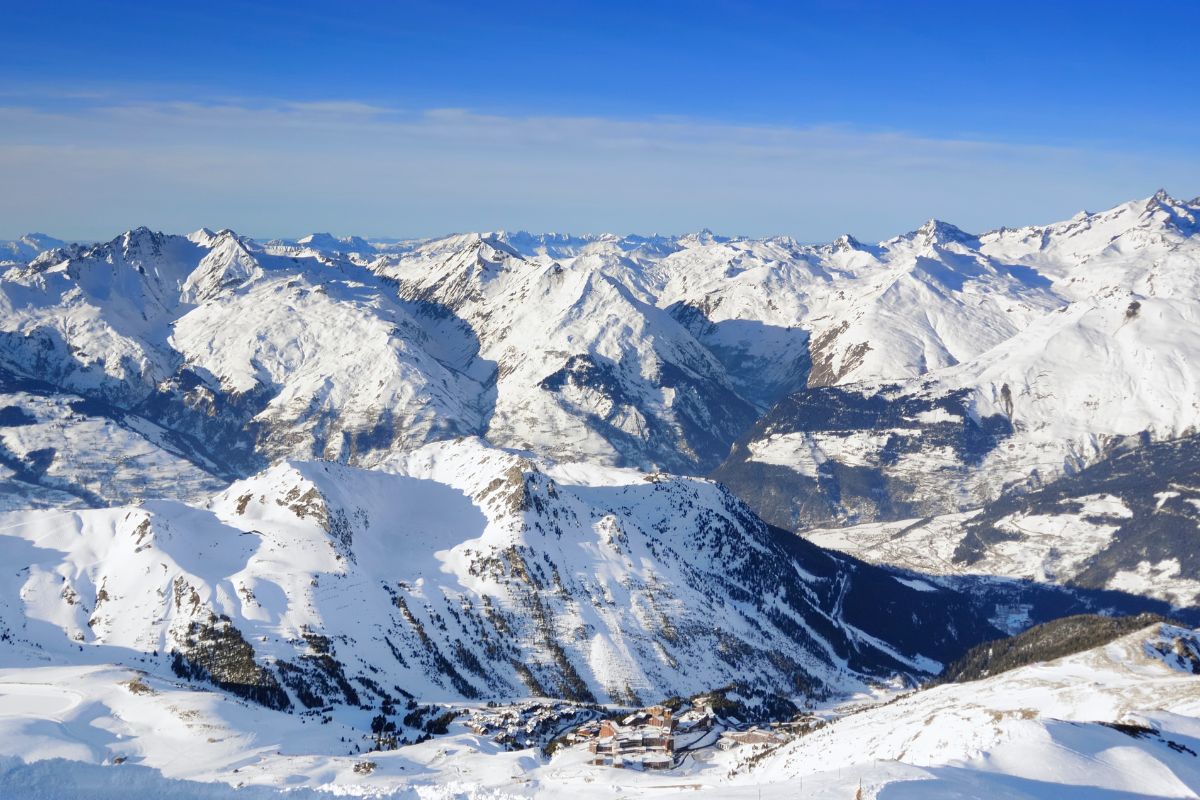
(458, 699), (800, 771)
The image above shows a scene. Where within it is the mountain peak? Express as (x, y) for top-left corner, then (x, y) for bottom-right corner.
(111, 226), (168, 255)
(297, 231), (335, 246)
(917, 218), (974, 243)
(678, 227), (727, 247)
(0, 232), (67, 263)
(832, 233), (863, 252)
(20, 232), (60, 244)
(476, 233), (524, 260)
(296, 232), (375, 253)
(1143, 188), (1178, 214)
(885, 218), (976, 249)
(1140, 188), (1197, 233)
(187, 227), (218, 246)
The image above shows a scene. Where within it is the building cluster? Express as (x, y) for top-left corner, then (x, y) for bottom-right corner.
(566, 701), (719, 770)
(583, 705), (677, 770)
(717, 726), (790, 748)
(462, 701), (598, 750)
(460, 696), (814, 771)
(715, 715), (822, 749)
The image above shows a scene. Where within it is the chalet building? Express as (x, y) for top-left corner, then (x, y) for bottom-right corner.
(675, 701), (716, 732)
(718, 726), (789, 749)
(587, 705), (675, 769)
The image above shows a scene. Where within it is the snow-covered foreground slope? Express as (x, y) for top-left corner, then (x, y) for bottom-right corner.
(742, 621), (1200, 799)
(1, 619), (1198, 798)
(0, 436), (1060, 797)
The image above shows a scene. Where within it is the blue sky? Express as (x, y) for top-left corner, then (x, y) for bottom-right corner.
(2, 0), (1197, 241)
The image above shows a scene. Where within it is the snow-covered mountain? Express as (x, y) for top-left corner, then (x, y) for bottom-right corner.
(0, 228), (487, 489)
(0, 437), (1026, 714)
(715, 191), (1200, 530)
(3, 193), (1197, 510)
(0, 194), (1197, 592)
(374, 233), (762, 472)
(6, 193), (1196, 509)
(0, 233), (65, 264)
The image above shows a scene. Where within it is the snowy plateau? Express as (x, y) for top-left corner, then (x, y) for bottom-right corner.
(1, 192), (1200, 798)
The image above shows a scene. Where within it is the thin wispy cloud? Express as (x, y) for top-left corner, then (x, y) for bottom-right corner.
(1, 98), (1195, 242)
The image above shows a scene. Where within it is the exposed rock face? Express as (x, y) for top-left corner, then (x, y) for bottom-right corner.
(807, 323), (870, 388)
(170, 612), (291, 710)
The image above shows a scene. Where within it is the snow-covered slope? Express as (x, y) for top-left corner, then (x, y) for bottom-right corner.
(806, 432), (1200, 609)
(743, 620), (1200, 798)
(0, 438), (1014, 717)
